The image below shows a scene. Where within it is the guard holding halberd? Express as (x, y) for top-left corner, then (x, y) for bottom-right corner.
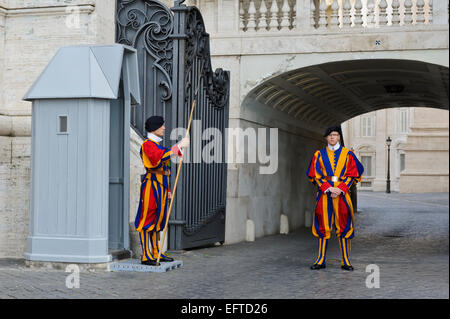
(134, 116), (189, 266)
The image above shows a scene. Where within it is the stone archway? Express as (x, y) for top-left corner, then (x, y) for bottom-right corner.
(225, 58), (448, 244)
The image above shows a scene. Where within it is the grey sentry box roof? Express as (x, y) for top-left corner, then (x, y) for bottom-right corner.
(23, 44), (140, 263)
(23, 45), (140, 101)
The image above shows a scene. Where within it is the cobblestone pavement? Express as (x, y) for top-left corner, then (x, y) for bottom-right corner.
(0, 192), (448, 299)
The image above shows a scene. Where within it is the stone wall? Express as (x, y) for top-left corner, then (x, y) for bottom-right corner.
(128, 127), (145, 257)
(0, 0), (115, 258)
(225, 117), (323, 244)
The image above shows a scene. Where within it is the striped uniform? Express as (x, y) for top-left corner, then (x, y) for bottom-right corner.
(306, 145), (364, 266)
(134, 138), (182, 262)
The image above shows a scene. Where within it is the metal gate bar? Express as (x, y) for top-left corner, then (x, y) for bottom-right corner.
(116, 0), (229, 250)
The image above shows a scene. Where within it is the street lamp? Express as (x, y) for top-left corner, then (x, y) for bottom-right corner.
(386, 136), (392, 193)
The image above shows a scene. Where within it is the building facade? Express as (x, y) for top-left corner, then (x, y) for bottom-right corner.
(342, 107), (449, 193)
(0, 0), (448, 258)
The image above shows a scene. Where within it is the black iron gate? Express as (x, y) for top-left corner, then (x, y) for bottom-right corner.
(116, 0), (230, 250)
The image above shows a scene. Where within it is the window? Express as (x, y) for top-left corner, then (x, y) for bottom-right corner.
(361, 116), (373, 137)
(399, 109), (408, 133)
(57, 115), (68, 134)
(361, 155), (372, 177)
(361, 181), (372, 188)
(400, 153), (406, 172)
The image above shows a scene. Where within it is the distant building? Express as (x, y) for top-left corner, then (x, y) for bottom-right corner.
(342, 107), (449, 193)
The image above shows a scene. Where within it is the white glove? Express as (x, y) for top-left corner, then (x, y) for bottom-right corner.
(178, 137), (190, 149)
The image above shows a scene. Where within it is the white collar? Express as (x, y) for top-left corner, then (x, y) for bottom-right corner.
(147, 132), (162, 143)
(328, 142), (341, 151)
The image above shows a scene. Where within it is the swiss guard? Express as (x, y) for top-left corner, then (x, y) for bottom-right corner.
(306, 126), (364, 271)
(135, 116), (189, 266)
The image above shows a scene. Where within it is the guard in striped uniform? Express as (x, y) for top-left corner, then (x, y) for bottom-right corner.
(135, 116), (189, 266)
(306, 126), (364, 271)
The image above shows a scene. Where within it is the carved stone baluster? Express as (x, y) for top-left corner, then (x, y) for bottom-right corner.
(374, 0), (380, 27)
(428, 0), (432, 24)
(312, 0), (320, 28)
(343, 0), (352, 27)
(379, 0), (388, 26)
(423, 0), (431, 24)
(415, 0), (425, 24)
(319, 0), (328, 28)
(399, 0), (405, 25)
(269, 0), (280, 31)
(330, 0), (340, 28)
(247, 0), (257, 32)
(386, 0), (394, 25)
(292, 2), (297, 30)
(354, 0), (363, 27)
(239, 5), (246, 31)
(362, 0), (370, 27)
(361, 0), (368, 27)
(367, 0), (376, 27)
(311, 0), (316, 27)
(280, 0), (291, 31)
(404, 0), (413, 24)
(411, 0), (418, 24)
(259, 0), (269, 31)
(391, 0), (400, 24)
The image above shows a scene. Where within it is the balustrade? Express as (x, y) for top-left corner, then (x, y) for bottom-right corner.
(238, 0), (437, 32)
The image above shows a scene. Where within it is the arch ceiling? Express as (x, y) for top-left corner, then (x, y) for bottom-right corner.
(244, 59), (449, 130)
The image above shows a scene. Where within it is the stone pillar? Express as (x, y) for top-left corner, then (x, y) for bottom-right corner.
(432, 0), (449, 25)
(217, 0), (240, 33)
(297, 0), (313, 30)
(0, 4), (5, 112)
(399, 108), (449, 193)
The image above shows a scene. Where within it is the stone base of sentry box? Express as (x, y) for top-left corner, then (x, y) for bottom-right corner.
(109, 259), (183, 273)
(24, 259), (110, 271)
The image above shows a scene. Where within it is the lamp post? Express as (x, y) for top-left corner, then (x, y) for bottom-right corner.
(386, 136), (392, 193)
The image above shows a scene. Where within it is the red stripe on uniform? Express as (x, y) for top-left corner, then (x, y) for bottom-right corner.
(345, 155), (358, 177)
(316, 194), (326, 238)
(338, 197), (349, 235)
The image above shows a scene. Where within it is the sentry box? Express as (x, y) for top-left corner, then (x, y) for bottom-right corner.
(22, 44), (140, 263)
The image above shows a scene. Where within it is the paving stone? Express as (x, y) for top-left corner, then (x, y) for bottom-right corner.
(0, 192), (448, 299)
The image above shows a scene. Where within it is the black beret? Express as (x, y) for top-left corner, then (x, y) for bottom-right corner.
(145, 116), (164, 133)
(323, 125), (342, 137)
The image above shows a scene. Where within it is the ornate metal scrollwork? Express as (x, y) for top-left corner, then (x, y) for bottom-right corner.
(183, 6), (230, 109)
(117, 0), (173, 75)
(116, 0), (229, 249)
(116, 0), (174, 135)
(176, 4), (230, 238)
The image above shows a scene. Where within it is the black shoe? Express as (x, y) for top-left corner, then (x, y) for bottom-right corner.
(310, 263), (326, 270)
(341, 265), (354, 271)
(159, 255), (174, 262)
(141, 260), (158, 266)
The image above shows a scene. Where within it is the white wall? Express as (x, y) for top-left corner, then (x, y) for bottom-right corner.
(0, 0), (115, 258)
(225, 117), (323, 243)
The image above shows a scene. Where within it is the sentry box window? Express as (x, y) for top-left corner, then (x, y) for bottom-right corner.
(57, 115), (68, 134)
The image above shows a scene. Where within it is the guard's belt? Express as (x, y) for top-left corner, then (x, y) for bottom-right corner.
(147, 169), (170, 176)
(324, 176), (339, 182)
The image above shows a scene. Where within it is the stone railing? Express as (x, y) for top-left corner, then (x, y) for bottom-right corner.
(239, 0), (447, 32)
(240, 0), (297, 31)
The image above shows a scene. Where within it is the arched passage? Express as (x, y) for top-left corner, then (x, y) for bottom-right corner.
(225, 59), (449, 244)
(243, 59), (448, 128)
